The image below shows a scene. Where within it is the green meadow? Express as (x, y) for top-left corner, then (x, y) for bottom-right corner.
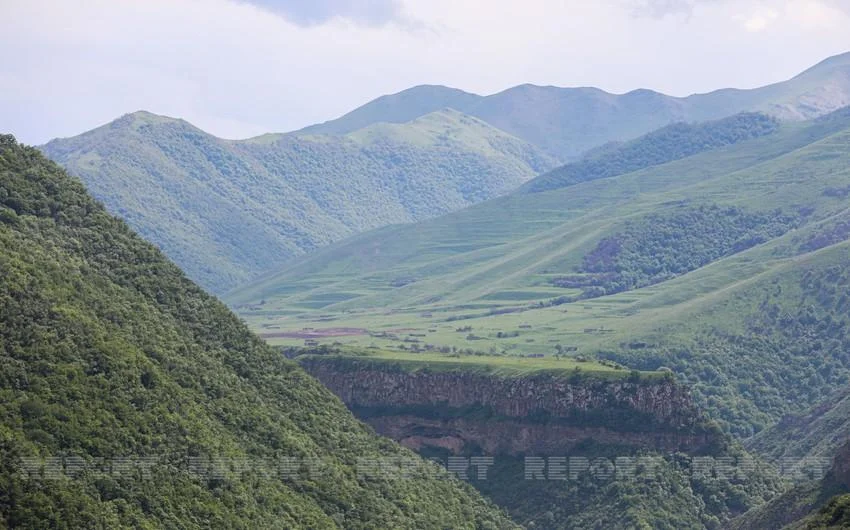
(230, 110), (850, 435)
(233, 113), (850, 359)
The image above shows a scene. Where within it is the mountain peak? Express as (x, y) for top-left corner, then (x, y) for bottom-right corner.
(294, 85), (483, 136)
(816, 50), (850, 66)
(90, 110), (206, 138)
(119, 110), (185, 126)
(392, 84), (478, 97)
(794, 50), (850, 78)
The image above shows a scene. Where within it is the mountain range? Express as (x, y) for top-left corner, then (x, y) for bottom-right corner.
(42, 109), (555, 293)
(300, 51), (850, 161)
(41, 52), (850, 295)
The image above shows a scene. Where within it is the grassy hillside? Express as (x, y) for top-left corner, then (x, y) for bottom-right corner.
(229, 108), (850, 310)
(520, 112), (780, 193)
(230, 107), (850, 438)
(598, 238), (850, 435)
(299, 52), (850, 161)
(41, 109), (555, 294)
(0, 135), (516, 528)
(295, 348), (633, 378)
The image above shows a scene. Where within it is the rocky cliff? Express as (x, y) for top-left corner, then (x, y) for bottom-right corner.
(299, 356), (720, 456)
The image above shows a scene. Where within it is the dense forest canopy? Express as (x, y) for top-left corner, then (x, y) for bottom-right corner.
(41, 110), (555, 294)
(0, 135), (513, 528)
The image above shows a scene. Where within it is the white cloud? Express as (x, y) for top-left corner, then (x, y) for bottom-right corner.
(0, 0), (849, 145)
(786, 0), (849, 30)
(735, 7), (780, 31)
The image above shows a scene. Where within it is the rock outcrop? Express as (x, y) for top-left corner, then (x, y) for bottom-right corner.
(300, 357), (720, 456)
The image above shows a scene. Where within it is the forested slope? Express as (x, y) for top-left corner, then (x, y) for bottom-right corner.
(0, 135), (515, 529)
(42, 109), (554, 294)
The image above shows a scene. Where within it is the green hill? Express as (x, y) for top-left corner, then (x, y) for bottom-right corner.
(520, 112), (780, 193)
(0, 135), (516, 528)
(41, 109), (555, 294)
(229, 107), (850, 439)
(300, 52), (850, 161)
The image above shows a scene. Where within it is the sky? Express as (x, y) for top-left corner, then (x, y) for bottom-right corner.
(2, 0), (850, 145)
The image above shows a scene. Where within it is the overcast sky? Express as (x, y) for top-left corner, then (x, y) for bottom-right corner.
(2, 0), (850, 145)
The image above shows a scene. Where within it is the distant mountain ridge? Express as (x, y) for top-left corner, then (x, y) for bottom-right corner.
(39, 51), (850, 295)
(42, 108), (555, 294)
(297, 52), (850, 161)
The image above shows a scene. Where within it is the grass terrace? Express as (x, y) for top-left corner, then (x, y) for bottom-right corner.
(294, 348), (666, 381)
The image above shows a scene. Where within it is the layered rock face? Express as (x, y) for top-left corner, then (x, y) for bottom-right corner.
(364, 415), (714, 455)
(300, 358), (719, 456)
